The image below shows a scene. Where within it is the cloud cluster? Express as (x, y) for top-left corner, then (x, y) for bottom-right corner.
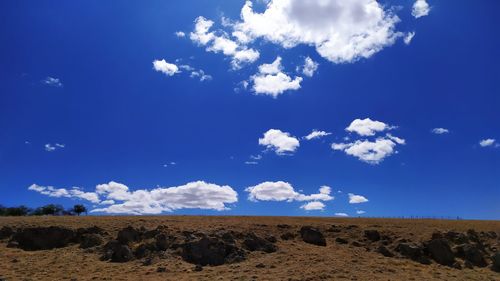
(29, 181), (238, 215)
(232, 0), (402, 63)
(246, 181), (333, 210)
(332, 118), (404, 164)
(43, 77), (63, 87)
(251, 57), (303, 97)
(259, 129), (300, 155)
(412, 0), (430, 19)
(44, 143), (65, 152)
(190, 17), (260, 69)
(153, 59), (212, 81)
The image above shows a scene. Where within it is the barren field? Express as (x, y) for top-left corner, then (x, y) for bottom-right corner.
(0, 216), (499, 281)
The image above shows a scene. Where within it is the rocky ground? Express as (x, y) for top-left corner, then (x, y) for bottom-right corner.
(0, 216), (499, 281)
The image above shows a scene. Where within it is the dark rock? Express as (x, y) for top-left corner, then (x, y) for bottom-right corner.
(335, 237), (348, 244)
(377, 245), (394, 257)
(266, 236), (277, 243)
(0, 226), (14, 240)
(101, 240), (134, 262)
(351, 241), (363, 247)
(143, 229), (160, 240)
(155, 233), (173, 251)
(7, 240), (18, 248)
(243, 233), (277, 253)
(277, 224), (291, 229)
(11, 227), (76, 251)
(221, 232), (236, 244)
(445, 231), (469, 244)
(431, 232), (443, 240)
(79, 234), (104, 249)
(255, 263), (265, 268)
(193, 264), (203, 272)
(300, 226), (326, 246)
(452, 261), (462, 270)
(156, 267), (167, 273)
(464, 260), (474, 269)
(457, 244), (487, 267)
(181, 237), (246, 266)
(486, 231), (498, 239)
(142, 256), (159, 266)
(492, 253), (500, 272)
(364, 230), (381, 242)
(134, 243), (156, 259)
(396, 243), (424, 260)
(426, 239), (455, 266)
(117, 226), (142, 245)
(280, 232), (296, 240)
(466, 229), (480, 243)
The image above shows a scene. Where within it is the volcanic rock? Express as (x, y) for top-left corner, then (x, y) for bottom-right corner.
(300, 226), (326, 246)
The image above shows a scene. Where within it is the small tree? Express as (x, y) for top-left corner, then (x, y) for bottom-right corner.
(73, 204), (87, 216)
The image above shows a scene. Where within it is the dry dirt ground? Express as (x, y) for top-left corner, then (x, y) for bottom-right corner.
(0, 216), (499, 281)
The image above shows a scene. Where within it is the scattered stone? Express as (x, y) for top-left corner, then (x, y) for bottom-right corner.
(79, 234), (104, 249)
(426, 239), (455, 266)
(243, 233), (277, 253)
(256, 263), (265, 268)
(300, 226), (326, 246)
(335, 237), (348, 244)
(377, 245), (394, 257)
(156, 267), (167, 273)
(351, 241), (363, 247)
(277, 224), (291, 229)
(117, 226), (142, 245)
(0, 226), (14, 240)
(194, 264), (203, 271)
(452, 261), (462, 270)
(181, 237), (246, 266)
(280, 232), (296, 241)
(364, 230), (381, 242)
(265, 235), (277, 243)
(11, 226), (76, 251)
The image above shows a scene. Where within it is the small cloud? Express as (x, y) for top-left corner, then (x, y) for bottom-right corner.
(404, 32), (415, 45)
(432, 128), (450, 135)
(412, 0), (430, 19)
(301, 57), (319, 77)
(175, 31), (186, 37)
(300, 201), (325, 211)
(334, 212), (349, 217)
(251, 57), (303, 97)
(304, 130), (331, 140)
(190, 69), (212, 82)
(479, 138), (496, 147)
(45, 143), (64, 152)
(43, 77), (63, 87)
(153, 59), (179, 76)
(348, 193), (369, 204)
(244, 161), (258, 165)
(259, 129), (300, 155)
(346, 118), (394, 136)
(356, 210), (366, 215)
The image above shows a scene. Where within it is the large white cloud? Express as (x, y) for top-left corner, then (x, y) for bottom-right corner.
(346, 118), (393, 136)
(245, 181), (333, 202)
(412, 0), (430, 19)
(259, 129), (300, 155)
(348, 193), (369, 204)
(251, 57), (303, 97)
(332, 137), (403, 164)
(233, 0), (402, 63)
(28, 184), (100, 204)
(190, 16), (260, 69)
(153, 59), (179, 76)
(29, 181), (238, 215)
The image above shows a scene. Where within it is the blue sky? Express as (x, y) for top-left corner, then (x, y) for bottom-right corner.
(0, 0), (499, 219)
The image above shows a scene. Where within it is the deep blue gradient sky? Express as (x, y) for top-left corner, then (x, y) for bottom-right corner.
(1, 0), (499, 219)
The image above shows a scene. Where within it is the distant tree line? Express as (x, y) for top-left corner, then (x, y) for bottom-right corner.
(0, 204), (87, 216)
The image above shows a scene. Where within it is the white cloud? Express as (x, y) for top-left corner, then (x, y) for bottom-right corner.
(190, 16), (260, 69)
(153, 59), (179, 76)
(334, 212), (349, 217)
(245, 161), (259, 165)
(44, 143), (64, 152)
(300, 201), (325, 211)
(259, 129), (300, 155)
(251, 57), (303, 97)
(332, 137), (404, 164)
(28, 184), (100, 204)
(304, 130), (331, 140)
(479, 138), (496, 147)
(404, 32), (415, 45)
(43, 77), (63, 87)
(346, 118), (393, 136)
(301, 57), (318, 77)
(412, 0), (430, 19)
(356, 210), (366, 214)
(431, 128), (449, 135)
(175, 31), (186, 37)
(245, 181), (333, 202)
(190, 69), (213, 81)
(348, 193), (369, 204)
(233, 0), (402, 63)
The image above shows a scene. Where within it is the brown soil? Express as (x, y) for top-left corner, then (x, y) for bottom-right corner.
(0, 216), (499, 281)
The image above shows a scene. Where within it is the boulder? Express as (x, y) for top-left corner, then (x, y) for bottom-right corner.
(456, 244), (487, 267)
(396, 243), (424, 260)
(134, 243), (157, 259)
(377, 245), (394, 257)
(280, 232), (296, 240)
(11, 227), (76, 251)
(445, 231), (469, 244)
(102, 240), (134, 262)
(79, 233), (104, 249)
(364, 230), (381, 242)
(466, 229), (480, 243)
(0, 226), (14, 240)
(492, 253), (500, 272)
(426, 239), (455, 266)
(335, 237), (349, 244)
(243, 233), (277, 253)
(155, 233), (174, 251)
(181, 237), (246, 266)
(300, 226), (326, 246)
(117, 226), (142, 245)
